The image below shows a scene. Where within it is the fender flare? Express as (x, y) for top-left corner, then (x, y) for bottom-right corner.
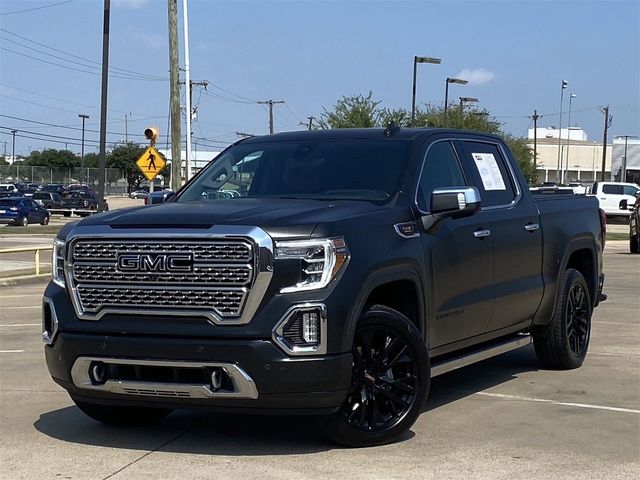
(341, 262), (426, 351)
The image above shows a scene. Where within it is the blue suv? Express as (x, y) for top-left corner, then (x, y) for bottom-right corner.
(0, 198), (50, 226)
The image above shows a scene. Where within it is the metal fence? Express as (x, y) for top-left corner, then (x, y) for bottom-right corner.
(0, 166), (127, 195)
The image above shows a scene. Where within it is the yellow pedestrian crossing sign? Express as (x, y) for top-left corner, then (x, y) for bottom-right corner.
(136, 146), (166, 181)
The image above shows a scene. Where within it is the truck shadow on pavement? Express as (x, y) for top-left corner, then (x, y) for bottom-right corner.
(33, 347), (539, 454)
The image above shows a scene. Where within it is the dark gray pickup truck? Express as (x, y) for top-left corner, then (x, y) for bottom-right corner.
(43, 128), (605, 447)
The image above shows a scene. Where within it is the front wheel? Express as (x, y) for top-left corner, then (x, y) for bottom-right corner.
(319, 305), (430, 447)
(40, 215), (49, 226)
(533, 268), (592, 369)
(631, 230), (640, 254)
(71, 397), (173, 425)
(19, 216), (28, 227)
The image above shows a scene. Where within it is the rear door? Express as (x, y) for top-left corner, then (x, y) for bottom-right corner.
(455, 139), (543, 332)
(598, 183), (623, 214)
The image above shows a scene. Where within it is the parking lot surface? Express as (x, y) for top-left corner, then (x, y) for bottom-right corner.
(0, 243), (638, 479)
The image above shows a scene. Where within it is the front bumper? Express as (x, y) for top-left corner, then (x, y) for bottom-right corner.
(45, 331), (352, 415)
(0, 216), (19, 224)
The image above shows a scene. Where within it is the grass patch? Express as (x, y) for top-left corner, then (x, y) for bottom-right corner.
(0, 225), (61, 235)
(607, 232), (629, 241)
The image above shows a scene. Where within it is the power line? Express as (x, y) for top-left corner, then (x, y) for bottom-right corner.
(0, 0), (74, 16)
(0, 27), (167, 80)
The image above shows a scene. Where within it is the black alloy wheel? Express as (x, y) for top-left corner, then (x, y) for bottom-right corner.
(20, 216), (28, 227)
(566, 282), (589, 356)
(320, 305), (429, 447)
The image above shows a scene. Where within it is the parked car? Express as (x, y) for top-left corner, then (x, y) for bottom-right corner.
(0, 183), (19, 193)
(67, 184), (93, 193)
(61, 192), (108, 216)
(32, 192), (64, 210)
(0, 191), (24, 199)
(129, 189), (149, 200)
(629, 192), (640, 253)
(0, 198), (49, 226)
(590, 181), (640, 216)
(44, 128), (605, 447)
(145, 189), (173, 205)
(42, 184), (67, 195)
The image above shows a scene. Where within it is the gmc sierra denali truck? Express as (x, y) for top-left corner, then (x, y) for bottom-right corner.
(43, 128), (605, 447)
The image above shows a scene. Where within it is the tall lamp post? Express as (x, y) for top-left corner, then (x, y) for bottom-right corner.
(459, 97), (479, 115)
(563, 94), (576, 183)
(444, 78), (468, 127)
(78, 114), (90, 184)
(10, 129), (17, 163)
(556, 80), (568, 183)
(411, 55), (441, 126)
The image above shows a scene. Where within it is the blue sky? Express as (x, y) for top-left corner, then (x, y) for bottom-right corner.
(0, 0), (638, 156)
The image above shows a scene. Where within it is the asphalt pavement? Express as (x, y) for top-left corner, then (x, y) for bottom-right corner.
(0, 244), (638, 480)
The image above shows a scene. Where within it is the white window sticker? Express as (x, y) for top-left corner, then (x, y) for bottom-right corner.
(471, 153), (506, 191)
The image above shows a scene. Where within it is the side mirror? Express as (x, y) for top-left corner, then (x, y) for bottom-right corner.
(430, 187), (481, 219)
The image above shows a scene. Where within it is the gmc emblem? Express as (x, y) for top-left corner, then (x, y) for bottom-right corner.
(117, 253), (194, 273)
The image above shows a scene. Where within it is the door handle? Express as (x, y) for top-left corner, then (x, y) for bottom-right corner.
(525, 223), (540, 232)
(473, 229), (491, 239)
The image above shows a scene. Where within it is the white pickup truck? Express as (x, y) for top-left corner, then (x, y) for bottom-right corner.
(590, 181), (640, 216)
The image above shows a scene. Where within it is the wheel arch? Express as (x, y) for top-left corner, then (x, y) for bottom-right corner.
(341, 264), (425, 352)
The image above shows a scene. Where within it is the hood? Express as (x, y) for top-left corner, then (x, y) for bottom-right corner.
(74, 198), (383, 239)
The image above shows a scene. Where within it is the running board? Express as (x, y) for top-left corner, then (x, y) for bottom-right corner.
(430, 334), (531, 377)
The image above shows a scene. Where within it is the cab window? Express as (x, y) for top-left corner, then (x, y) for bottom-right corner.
(417, 141), (466, 211)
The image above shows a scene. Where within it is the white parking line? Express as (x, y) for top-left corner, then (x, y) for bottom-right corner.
(594, 321), (640, 326)
(0, 306), (41, 309)
(0, 323), (40, 327)
(473, 391), (640, 414)
(0, 350), (24, 353)
(0, 294), (44, 299)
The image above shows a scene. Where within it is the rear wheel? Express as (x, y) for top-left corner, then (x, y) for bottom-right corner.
(533, 268), (592, 369)
(319, 305), (429, 447)
(40, 215), (49, 226)
(19, 216), (28, 227)
(71, 397), (173, 425)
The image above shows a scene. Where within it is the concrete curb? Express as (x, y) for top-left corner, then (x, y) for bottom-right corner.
(0, 273), (50, 287)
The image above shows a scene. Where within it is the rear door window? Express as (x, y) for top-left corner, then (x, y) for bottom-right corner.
(623, 185), (640, 196)
(457, 140), (517, 207)
(602, 184), (623, 195)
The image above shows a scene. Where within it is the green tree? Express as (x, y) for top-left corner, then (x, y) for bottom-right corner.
(318, 93), (536, 185)
(0, 156), (8, 166)
(82, 152), (100, 168)
(319, 91), (382, 129)
(23, 148), (79, 168)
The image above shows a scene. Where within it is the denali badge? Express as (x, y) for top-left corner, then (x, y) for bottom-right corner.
(117, 253), (194, 273)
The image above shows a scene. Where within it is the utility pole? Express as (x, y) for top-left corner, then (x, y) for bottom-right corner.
(10, 130), (17, 163)
(600, 105), (612, 181)
(179, 79), (208, 180)
(2, 140), (7, 159)
(257, 99), (284, 134)
(97, 0), (110, 212)
(168, 0), (182, 191)
(124, 113), (128, 142)
(181, 0), (192, 181)
(531, 110), (540, 169)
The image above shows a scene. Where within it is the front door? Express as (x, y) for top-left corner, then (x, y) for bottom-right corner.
(417, 140), (495, 349)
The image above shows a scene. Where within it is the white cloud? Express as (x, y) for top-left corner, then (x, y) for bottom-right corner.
(113, 0), (150, 9)
(455, 68), (495, 86)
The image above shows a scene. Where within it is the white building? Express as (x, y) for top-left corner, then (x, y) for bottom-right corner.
(611, 136), (640, 184)
(527, 127), (588, 142)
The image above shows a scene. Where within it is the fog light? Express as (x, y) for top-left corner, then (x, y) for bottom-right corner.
(302, 312), (320, 343)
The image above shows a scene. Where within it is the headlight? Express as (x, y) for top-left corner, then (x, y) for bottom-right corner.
(275, 238), (348, 293)
(52, 239), (66, 288)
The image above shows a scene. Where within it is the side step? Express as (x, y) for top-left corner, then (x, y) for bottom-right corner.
(431, 334), (531, 377)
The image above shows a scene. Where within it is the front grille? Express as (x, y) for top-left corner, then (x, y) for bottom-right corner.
(77, 286), (246, 316)
(69, 238), (255, 320)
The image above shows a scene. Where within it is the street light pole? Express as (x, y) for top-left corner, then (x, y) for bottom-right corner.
(443, 77), (468, 127)
(78, 114), (89, 183)
(621, 135), (630, 183)
(410, 55), (441, 126)
(10, 129), (17, 163)
(459, 97), (478, 116)
(556, 80), (568, 184)
(563, 94), (576, 183)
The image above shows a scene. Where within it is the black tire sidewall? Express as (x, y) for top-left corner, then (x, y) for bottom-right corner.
(321, 305), (430, 447)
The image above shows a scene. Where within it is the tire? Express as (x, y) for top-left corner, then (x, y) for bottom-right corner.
(533, 268), (592, 369)
(45, 203), (53, 209)
(319, 305), (430, 447)
(71, 397), (173, 425)
(630, 231), (640, 254)
(40, 215), (49, 226)
(19, 216), (28, 227)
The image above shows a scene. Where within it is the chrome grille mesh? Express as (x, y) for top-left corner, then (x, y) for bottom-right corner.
(77, 286), (246, 316)
(69, 238), (255, 319)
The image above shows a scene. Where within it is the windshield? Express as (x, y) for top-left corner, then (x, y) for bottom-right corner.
(176, 140), (410, 203)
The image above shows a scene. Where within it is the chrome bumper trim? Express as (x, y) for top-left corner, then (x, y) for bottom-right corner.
(70, 356), (259, 400)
